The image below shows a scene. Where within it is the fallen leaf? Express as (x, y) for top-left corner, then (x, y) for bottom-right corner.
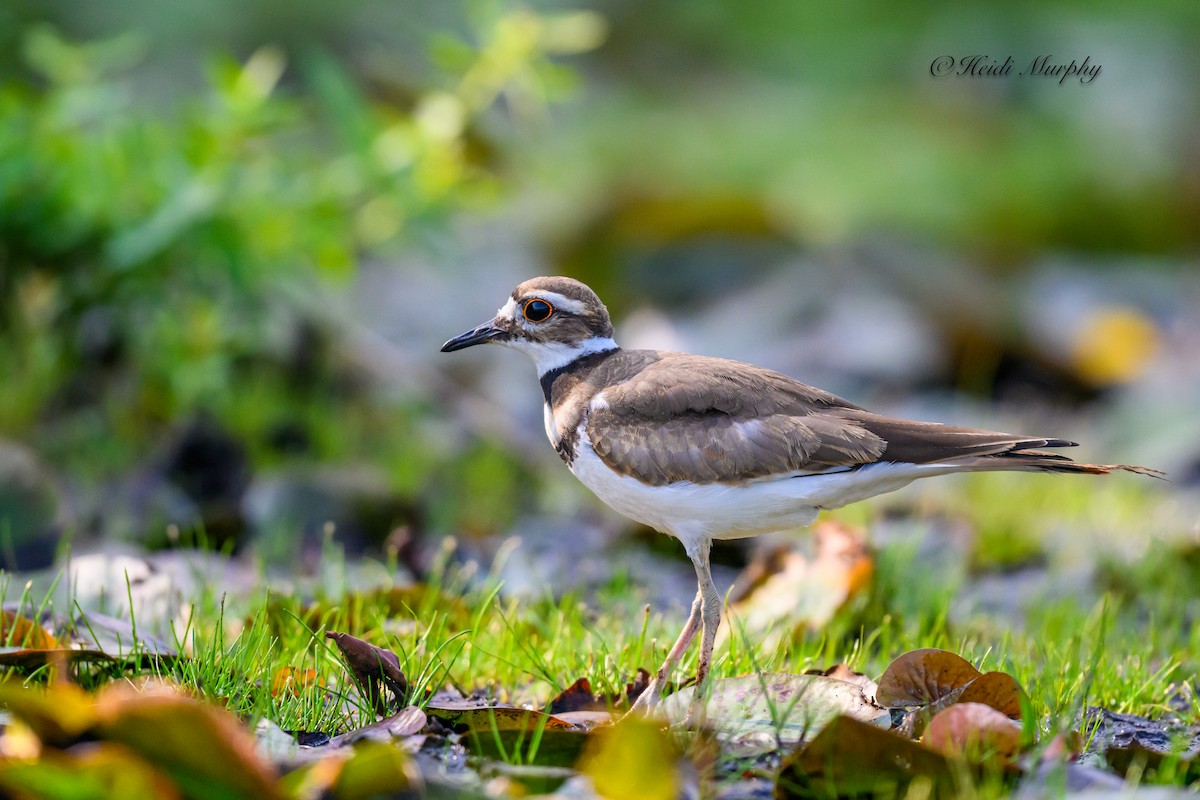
(479, 761), (578, 797)
(0, 648), (117, 671)
(777, 714), (961, 799)
(660, 673), (889, 745)
(326, 631), (410, 716)
(471, 726), (591, 768)
(549, 677), (606, 714)
(424, 698), (587, 767)
(723, 522), (873, 648)
(959, 671), (1025, 719)
(280, 757), (347, 800)
(0, 681), (99, 745)
(326, 707), (427, 747)
(0, 610), (182, 673)
(71, 611), (179, 659)
(622, 668), (651, 707)
(551, 710), (616, 730)
(281, 739), (419, 800)
(875, 649), (981, 709)
(806, 663), (878, 703)
(94, 681), (282, 800)
(579, 716), (678, 800)
(424, 700), (576, 733)
(255, 718), (312, 765)
(923, 702), (1023, 763)
(0, 610), (58, 650)
(0, 742), (181, 800)
(327, 740), (420, 800)
(271, 667), (323, 698)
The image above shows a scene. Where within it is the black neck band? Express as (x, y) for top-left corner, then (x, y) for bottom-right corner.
(539, 348), (619, 404)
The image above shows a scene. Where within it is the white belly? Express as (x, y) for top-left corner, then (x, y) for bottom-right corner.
(565, 426), (950, 541)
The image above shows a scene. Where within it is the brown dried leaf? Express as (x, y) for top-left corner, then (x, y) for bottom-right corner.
(922, 702), (1023, 763)
(549, 677), (606, 714)
(0, 648), (116, 672)
(777, 714), (961, 799)
(876, 649), (981, 708)
(622, 668), (651, 707)
(959, 671), (1025, 719)
(325, 631), (410, 716)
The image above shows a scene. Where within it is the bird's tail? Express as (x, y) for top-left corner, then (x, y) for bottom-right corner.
(955, 446), (1165, 478)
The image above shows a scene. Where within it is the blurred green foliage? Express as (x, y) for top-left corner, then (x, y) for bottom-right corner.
(0, 12), (597, 486)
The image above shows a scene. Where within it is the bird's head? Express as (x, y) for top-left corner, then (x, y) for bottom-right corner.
(440, 276), (618, 374)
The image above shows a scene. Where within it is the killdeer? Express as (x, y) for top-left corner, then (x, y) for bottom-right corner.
(441, 276), (1158, 716)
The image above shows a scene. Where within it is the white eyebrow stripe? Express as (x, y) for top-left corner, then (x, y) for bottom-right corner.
(527, 291), (589, 315)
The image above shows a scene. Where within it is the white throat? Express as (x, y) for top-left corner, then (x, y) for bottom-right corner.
(505, 336), (619, 376)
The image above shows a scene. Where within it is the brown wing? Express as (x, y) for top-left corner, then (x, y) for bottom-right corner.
(586, 355), (882, 485)
(585, 354), (1112, 486)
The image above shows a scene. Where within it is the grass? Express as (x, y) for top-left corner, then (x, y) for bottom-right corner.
(0, 473), (1195, 795)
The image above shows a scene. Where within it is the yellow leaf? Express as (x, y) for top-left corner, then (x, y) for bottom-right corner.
(0, 681), (98, 745)
(579, 717), (677, 800)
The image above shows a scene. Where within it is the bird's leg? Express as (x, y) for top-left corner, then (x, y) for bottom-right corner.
(628, 590), (703, 714)
(685, 536), (720, 727)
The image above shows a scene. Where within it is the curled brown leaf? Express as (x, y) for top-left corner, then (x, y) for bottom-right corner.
(876, 649), (981, 709)
(326, 631), (410, 716)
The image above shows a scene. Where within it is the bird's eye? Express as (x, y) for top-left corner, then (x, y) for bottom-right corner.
(522, 299), (554, 323)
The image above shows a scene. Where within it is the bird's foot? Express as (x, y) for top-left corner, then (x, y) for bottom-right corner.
(681, 674), (710, 729)
(682, 697), (707, 729)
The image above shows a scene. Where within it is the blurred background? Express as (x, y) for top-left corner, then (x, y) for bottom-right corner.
(1, 0), (1198, 589)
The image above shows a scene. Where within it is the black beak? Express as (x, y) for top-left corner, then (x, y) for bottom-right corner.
(440, 321), (507, 352)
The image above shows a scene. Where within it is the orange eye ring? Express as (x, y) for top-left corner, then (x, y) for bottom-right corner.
(522, 299), (554, 322)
